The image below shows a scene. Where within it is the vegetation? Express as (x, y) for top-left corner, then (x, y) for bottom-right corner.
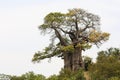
(10, 72), (46, 80)
(10, 69), (85, 80)
(89, 48), (120, 80)
(32, 8), (110, 72)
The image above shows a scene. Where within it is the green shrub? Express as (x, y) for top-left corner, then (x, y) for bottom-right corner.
(47, 75), (58, 80)
(58, 68), (86, 80)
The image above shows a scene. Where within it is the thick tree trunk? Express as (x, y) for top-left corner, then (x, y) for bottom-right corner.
(63, 47), (84, 72)
(63, 52), (72, 70)
(53, 27), (84, 72)
(72, 47), (83, 71)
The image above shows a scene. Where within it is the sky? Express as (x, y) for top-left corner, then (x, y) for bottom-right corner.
(0, 0), (120, 77)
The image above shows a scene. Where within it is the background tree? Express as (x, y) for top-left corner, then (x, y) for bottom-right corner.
(32, 8), (110, 72)
(89, 48), (120, 80)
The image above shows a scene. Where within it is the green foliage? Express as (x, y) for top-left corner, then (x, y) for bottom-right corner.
(58, 69), (86, 80)
(10, 69), (86, 80)
(32, 44), (61, 63)
(47, 75), (58, 80)
(60, 45), (74, 52)
(10, 76), (25, 80)
(10, 72), (46, 80)
(75, 43), (92, 50)
(89, 48), (120, 80)
(44, 12), (65, 24)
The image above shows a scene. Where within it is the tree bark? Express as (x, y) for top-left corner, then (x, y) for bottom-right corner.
(63, 47), (84, 72)
(72, 47), (83, 71)
(53, 26), (84, 72)
(63, 52), (72, 70)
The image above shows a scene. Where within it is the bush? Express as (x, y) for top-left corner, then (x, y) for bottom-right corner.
(58, 68), (86, 80)
(47, 75), (58, 80)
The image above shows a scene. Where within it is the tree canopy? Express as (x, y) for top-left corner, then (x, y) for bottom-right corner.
(32, 8), (110, 71)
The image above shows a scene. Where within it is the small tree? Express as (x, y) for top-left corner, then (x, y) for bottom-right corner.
(32, 8), (110, 72)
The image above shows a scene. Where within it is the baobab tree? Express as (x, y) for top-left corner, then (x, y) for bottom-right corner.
(32, 8), (110, 72)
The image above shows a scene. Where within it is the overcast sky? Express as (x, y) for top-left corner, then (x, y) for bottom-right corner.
(0, 0), (120, 77)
